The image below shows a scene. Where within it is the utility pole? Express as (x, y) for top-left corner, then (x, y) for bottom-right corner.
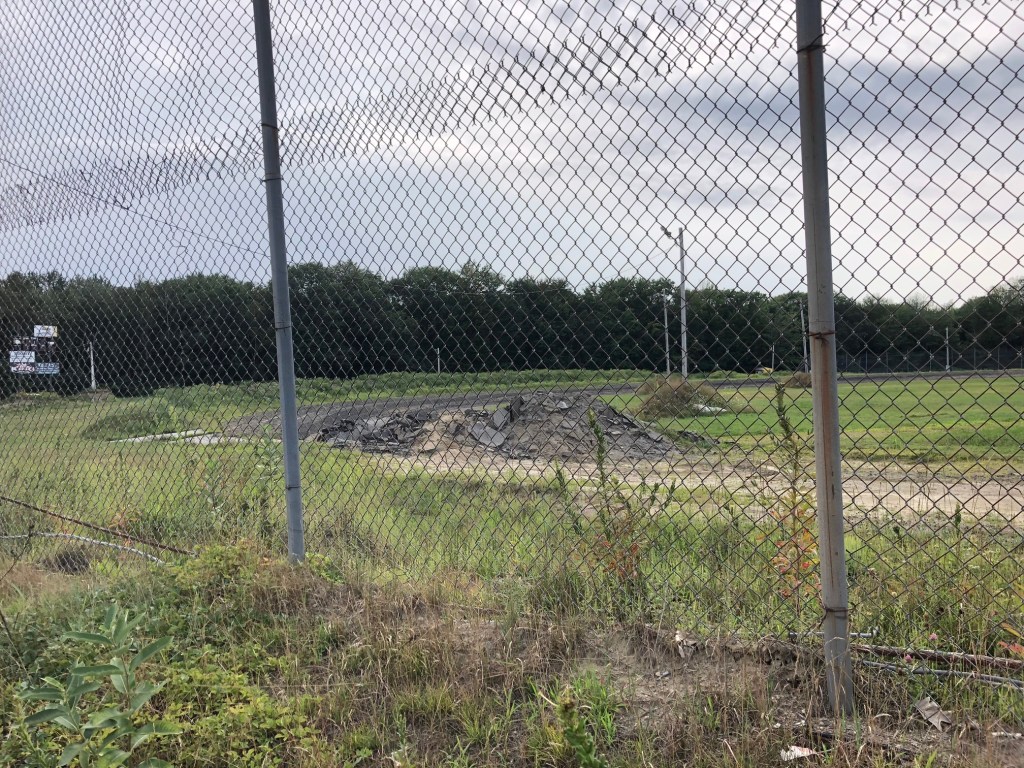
(796, 0), (854, 715)
(661, 226), (688, 378)
(253, 0), (304, 562)
(89, 341), (97, 391)
(800, 302), (809, 373)
(662, 293), (671, 376)
(437, 347), (441, 375)
(945, 327), (951, 373)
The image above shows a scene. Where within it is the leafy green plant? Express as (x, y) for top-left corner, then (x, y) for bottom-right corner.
(634, 375), (731, 418)
(241, 426), (282, 540)
(570, 671), (618, 747)
(18, 605), (178, 767)
(553, 460), (583, 536)
(552, 687), (609, 768)
(201, 456), (229, 534)
(80, 405), (178, 441)
(157, 665), (322, 767)
(304, 552), (345, 584)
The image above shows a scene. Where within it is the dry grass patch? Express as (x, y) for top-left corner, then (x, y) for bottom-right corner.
(635, 375), (733, 419)
(784, 372), (813, 389)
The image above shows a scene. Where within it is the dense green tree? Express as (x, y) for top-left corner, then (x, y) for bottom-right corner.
(290, 262), (405, 377)
(0, 264), (1021, 397)
(584, 277), (673, 370)
(688, 287), (770, 372)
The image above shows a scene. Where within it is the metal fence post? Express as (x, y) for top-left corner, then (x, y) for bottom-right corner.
(252, 0), (305, 562)
(795, 0), (854, 715)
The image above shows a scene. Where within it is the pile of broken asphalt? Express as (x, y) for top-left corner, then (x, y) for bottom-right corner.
(316, 390), (715, 462)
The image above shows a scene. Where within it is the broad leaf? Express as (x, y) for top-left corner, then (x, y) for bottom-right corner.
(25, 706), (68, 726)
(66, 680), (103, 705)
(130, 636), (172, 672)
(129, 681), (164, 713)
(96, 747), (131, 767)
(19, 685), (64, 702)
(54, 713), (80, 731)
(63, 631), (112, 646)
(71, 664), (121, 679)
(58, 742), (84, 767)
(109, 659), (129, 694)
(84, 707), (125, 731)
(113, 611), (146, 646)
(130, 720), (182, 750)
(99, 725), (134, 749)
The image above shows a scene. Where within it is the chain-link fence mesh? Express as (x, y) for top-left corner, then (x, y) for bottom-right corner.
(2, 0), (1023, 716)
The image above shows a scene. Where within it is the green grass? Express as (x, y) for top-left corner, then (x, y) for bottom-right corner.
(79, 402), (179, 441)
(610, 374), (1024, 472)
(1, 545), (1016, 767)
(1, 371), (1022, 740)
(2, 395), (1021, 651)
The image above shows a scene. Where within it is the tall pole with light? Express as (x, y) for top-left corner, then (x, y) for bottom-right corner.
(800, 302), (809, 373)
(662, 225), (688, 378)
(945, 326), (951, 373)
(662, 293), (671, 375)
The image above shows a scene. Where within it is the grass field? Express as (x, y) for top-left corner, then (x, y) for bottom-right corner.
(609, 374), (1024, 473)
(2, 370), (1023, 742)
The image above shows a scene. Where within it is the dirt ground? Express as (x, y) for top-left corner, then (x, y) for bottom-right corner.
(226, 389), (1024, 529)
(326, 582), (1024, 767)
(332, 447), (1022, 530)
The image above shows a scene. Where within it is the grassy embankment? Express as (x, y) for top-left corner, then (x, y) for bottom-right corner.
(2, 544), (1021, 767)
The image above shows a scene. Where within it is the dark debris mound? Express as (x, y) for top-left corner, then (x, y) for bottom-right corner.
(318, 390), (715, 461)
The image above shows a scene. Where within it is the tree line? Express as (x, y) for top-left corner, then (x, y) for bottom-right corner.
(1, 262), (1022, 397)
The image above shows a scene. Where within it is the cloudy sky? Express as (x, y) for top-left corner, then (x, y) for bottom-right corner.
(1, 0), (1022, 304)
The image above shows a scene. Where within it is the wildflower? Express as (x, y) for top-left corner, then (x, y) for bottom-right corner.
(928, 632), (938, 642)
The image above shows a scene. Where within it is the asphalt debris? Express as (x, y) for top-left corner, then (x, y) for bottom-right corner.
(317, 390), (715, 461)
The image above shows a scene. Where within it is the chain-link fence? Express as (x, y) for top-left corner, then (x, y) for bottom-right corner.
(2, 0), (1023, 718)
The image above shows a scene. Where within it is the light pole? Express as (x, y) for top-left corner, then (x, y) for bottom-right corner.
(945, 327), (951, 373)
(661, 293), (671, 376)
(661, 225), (688, 378)
(89, 340), (97, 390)
(800, 301), (809, 373)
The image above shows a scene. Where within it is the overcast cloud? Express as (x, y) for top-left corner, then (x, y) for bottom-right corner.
(1, 0), (1022, 304)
